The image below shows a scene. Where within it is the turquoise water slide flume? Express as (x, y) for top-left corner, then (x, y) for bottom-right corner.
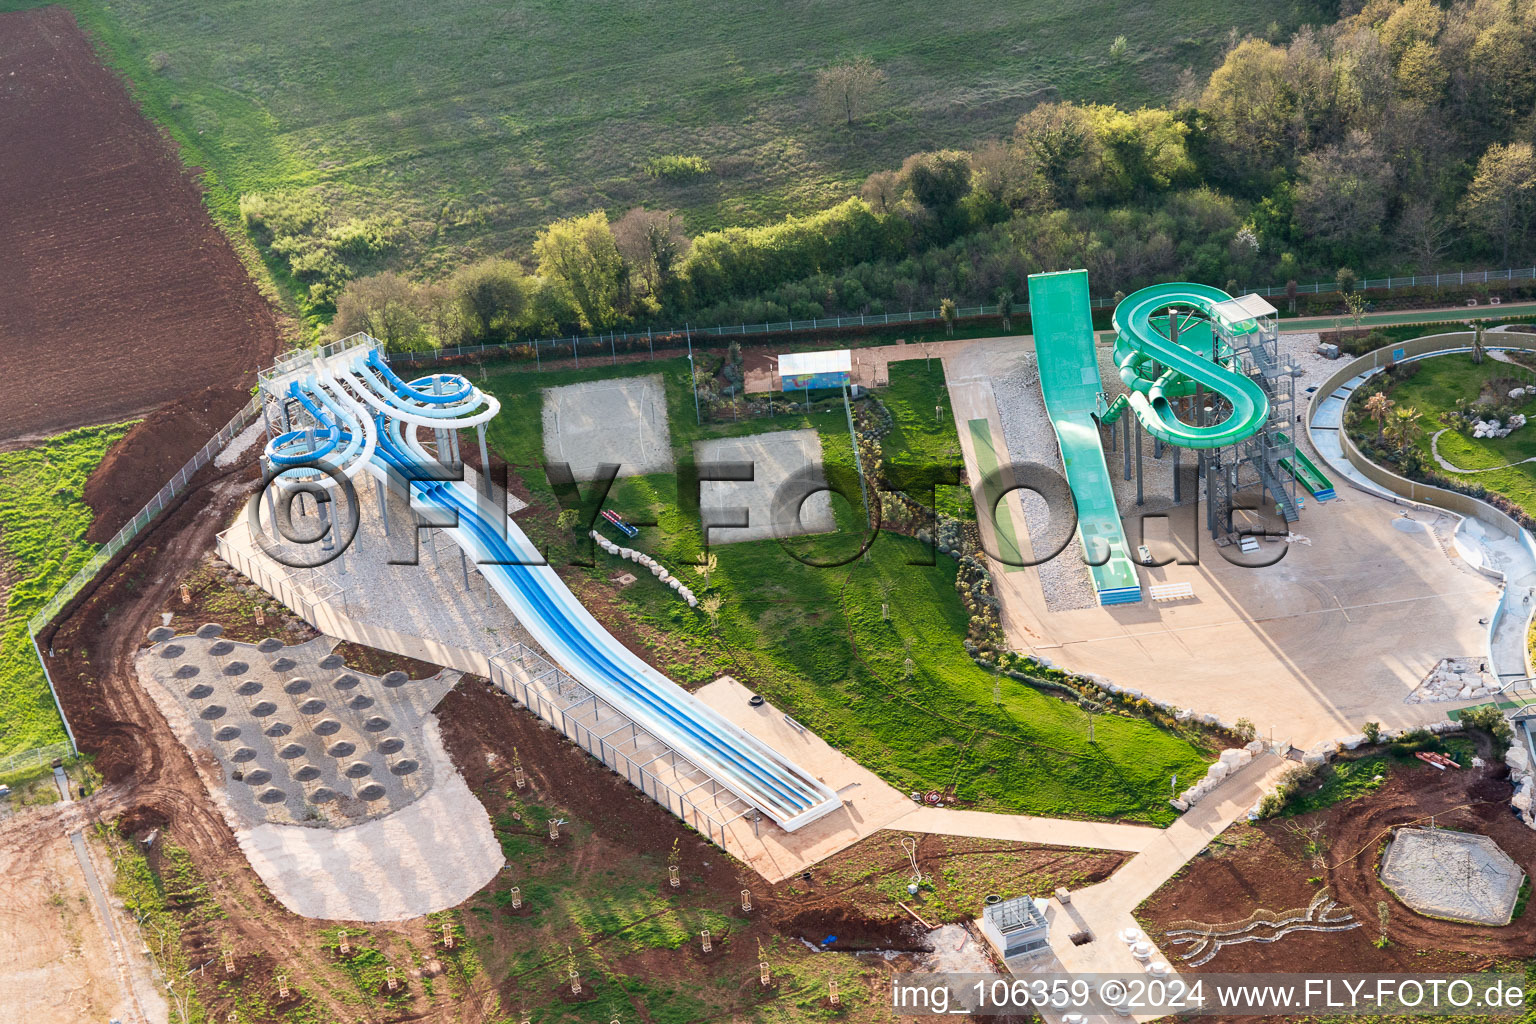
(1027, 270), (1142, 605)
(1101, 283), (1271, 449)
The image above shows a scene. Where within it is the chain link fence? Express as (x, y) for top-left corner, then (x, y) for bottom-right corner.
(391, 265), (1536, 369)
(19, 392), (264, 762)
(0, 741), (73, 781)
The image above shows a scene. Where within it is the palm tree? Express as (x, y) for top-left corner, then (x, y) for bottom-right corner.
(1363, 392), (1395, 442)
(1388, 405), (1422, 450)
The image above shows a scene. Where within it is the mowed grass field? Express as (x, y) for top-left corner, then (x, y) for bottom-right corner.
(481, 358), (1209, 824)
(10, 0), (1315, 266)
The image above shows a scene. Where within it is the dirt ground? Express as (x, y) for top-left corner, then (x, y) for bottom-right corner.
(1138, 744), (1536, 976)
(437, 676), (1127, 1020)
(22, 420), (1119, 1021)
(0, 7), (279, 445)
(0, 803), (167, 1024)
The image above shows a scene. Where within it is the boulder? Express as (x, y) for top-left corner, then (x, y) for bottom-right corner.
(1245, 739), (1266, 755)
(1338, 733), (1367, 750)
(1506, 743), (1531, 774)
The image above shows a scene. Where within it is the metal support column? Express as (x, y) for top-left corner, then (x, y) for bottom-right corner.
(376, 475), (390, 538)
(477, 424), (491, 497)
(1123, 415), (1132, 480)
(1135, 417), (1144, 506)
(1172, 445), (1181, 504)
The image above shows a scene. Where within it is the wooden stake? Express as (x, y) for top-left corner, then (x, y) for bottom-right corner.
(510, 886), (521, 909)
(386, 965), (397, 992)
(549, 821), (559, 840)
(760, 961), (770, 986)
(254, 605), (265, 626)
(223, 948), (235, 975)
(700, 928), (712, 953)
(277, 973), (288, 998)
(512, 747), (526, 789)
(668, 865), (679, 889)
(829, 976), (839, 1005)
(181, 584), (191, 606)
(741, 890), (752, 912)
(442, 922), (454, 950)
(338, 930), (350, 955)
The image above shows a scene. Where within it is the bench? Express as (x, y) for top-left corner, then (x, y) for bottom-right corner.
(1149, 582), (1195, 601)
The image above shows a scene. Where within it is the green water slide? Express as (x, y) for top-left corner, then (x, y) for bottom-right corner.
(1275, 431), (1336, 500)
(1027, 270), (1141, 605)
(1101, 283), (1271, 449)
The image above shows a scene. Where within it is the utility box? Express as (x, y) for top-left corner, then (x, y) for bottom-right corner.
(980, 896), (1050, 961)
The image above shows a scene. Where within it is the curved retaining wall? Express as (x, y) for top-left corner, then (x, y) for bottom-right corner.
(1304, 331), (1536, 678)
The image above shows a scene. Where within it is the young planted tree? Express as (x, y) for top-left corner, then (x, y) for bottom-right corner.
(816, 57), (886, 127)
(1388, 406), (1422, 450)
(996, 288), (1014, 332)
(939, 298), (958, 336)
(1345, 291), (1367, 335)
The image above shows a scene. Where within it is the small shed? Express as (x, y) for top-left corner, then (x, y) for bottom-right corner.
(980, 895), (1050, 961)
(778, 349), (851, 391)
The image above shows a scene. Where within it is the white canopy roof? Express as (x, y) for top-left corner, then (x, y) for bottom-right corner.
(778, 349), (852, 376)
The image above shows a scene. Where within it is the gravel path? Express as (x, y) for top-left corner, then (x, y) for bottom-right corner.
(990, 356), (1097, 612)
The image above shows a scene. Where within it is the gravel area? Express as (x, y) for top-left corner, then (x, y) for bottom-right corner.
(1379, 827), (1524, 926)
(238, 715), (503, 921)
(215, 418), (265, 468)
(990, 354), (1097, 612)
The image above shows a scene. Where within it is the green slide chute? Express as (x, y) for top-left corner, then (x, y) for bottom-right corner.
(1101, 283), (1271, 450)
(1027, 270), (1141, 605)
(1275, 431), (1336, 500)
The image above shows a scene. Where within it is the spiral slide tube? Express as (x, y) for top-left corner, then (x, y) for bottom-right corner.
(263, 345), (840, 831)
(1101, 283), (1271, 450)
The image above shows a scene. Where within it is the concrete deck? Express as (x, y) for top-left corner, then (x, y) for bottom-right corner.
(943, 336), (1499, 750)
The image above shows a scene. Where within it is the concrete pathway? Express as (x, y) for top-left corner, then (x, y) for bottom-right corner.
(1022, 754), (1292, 1024)
(890, 806), (1156, 853)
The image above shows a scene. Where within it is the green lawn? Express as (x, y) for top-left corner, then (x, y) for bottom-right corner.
(480, 358), (1209, 824)
(10, 0), (1316, 266)
(0, 423), (134, 761)
(1370, 353), (1536, 513)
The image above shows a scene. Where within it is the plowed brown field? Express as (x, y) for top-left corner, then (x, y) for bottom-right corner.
(0, 6), (278, 443)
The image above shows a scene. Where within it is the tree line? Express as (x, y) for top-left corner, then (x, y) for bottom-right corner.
(290, 0), (1536, 350)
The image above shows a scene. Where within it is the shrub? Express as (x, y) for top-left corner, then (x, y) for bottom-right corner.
(644, 154), (711, 180)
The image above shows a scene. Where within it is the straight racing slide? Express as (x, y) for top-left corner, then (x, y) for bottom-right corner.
(1027, 270), (1142, 605)
(264, 343), (841, 831)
